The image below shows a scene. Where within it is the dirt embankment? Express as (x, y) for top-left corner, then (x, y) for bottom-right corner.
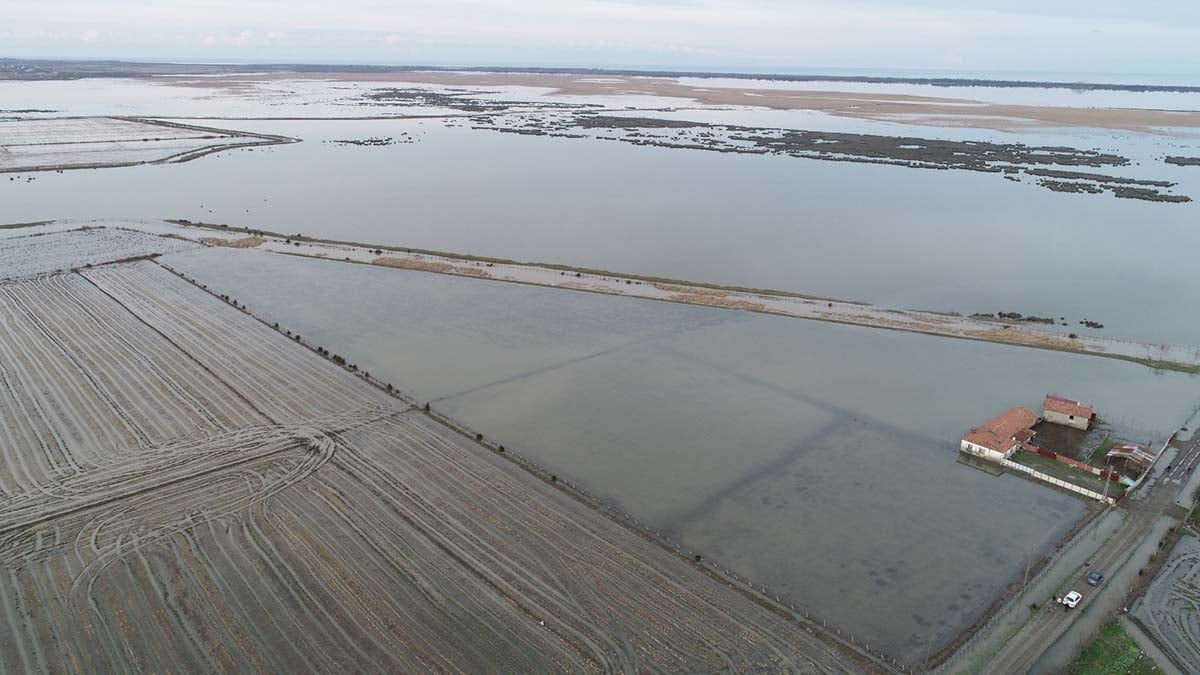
(201, 236), (265, 248)
(373, 255), (491, 278)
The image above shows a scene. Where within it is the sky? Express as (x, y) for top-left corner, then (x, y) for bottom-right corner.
(1, 0), (1199, 76)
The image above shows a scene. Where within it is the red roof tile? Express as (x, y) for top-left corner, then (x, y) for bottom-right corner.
(963, 406), (1039, 453)
(1044, 395), (1093, 419)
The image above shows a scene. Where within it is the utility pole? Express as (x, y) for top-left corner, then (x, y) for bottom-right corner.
(1102, 460), (1112, 503)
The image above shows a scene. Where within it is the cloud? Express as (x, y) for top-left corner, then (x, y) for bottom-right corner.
(1, 1), (1198, 73)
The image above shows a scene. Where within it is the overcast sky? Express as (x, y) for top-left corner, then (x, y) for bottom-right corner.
(2, 1), (1198, 75)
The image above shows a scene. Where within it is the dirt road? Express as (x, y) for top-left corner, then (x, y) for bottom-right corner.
(981, 435), (1200, 674)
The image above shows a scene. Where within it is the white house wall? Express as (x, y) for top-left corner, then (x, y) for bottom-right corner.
(960, 440), (1008, 463)
(1044, 409), (1089, 430)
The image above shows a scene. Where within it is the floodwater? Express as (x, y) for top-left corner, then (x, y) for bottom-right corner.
(3, 113), (1200, 344)
(161, 246), (1200, 661)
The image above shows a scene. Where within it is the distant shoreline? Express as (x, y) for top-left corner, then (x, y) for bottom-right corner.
(3, 57), (1199, 93)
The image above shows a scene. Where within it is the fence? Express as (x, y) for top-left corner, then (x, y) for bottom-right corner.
(937, 429), (1183, 671)
(1119, 434), (1177, 498)
(1001, 459), (1115, 504)
(930, 512), (1109, 673)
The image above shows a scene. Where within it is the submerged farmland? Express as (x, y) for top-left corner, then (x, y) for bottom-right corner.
(0, 117), (292, 173)
(0, 226), (197, 280)
(0, 236), (866, 672)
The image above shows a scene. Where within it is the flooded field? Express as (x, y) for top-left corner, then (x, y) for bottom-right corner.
(0, 117), (287, 172)
(4, 68), (1200, 668)
(0, 226), (196, 280)
(3, 74), (1200, 344)
(0, 253), (860, 672)
(161, 246), (1200, 661)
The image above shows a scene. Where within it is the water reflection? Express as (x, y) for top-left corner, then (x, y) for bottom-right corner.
(162, 247), (1200, 659)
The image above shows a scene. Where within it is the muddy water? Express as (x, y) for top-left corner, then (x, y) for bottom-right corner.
(161, 247), (1200, 661)
(3, 112), (1200, 344)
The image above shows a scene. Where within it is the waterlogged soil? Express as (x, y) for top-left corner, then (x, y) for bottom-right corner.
(0, 258), (859, 673)
(0, 117), (287, 173)
(160, 246), (1200, 662)
(0, 226), (197, 280)
(1133, 533), (1200, 670)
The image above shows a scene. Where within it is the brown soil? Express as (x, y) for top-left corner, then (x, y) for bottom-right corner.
(201, 236), (265, 248)
(653, 282), (727, 297)
(372, 255), (490, 278)
(158, 71), (1200, 134)
(963, 326), (1088, 352)
(668, 292), (766, 312)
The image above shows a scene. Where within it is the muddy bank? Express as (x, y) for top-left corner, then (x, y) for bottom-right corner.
(151, 219), (1200, 374)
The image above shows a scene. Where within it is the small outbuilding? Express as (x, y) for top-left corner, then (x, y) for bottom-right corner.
(960, 406), (1039, 463)
(1106, 443), (1157, 470)
(1043, 395), (1093, 431)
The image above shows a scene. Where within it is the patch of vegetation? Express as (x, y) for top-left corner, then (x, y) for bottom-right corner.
(1108, 354), (1200, 375)
(1012, 450), (1123, 497)
(1067, 621), (1162, 674)
(0, 220), (54, 230)
(977, 311), (1058, 324)
(1088, 439), (1117, 467)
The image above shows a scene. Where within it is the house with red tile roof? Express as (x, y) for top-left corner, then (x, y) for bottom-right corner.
(1043, 395), (1093, 431)
(960, 406), (1040, 463)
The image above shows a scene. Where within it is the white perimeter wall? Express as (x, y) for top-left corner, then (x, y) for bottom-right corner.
(1001, 458), (1115, 505)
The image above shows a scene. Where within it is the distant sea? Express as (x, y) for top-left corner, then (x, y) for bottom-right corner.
(769, 67), (1200, 87)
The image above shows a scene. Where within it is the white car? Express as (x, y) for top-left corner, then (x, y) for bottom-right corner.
(1062, 591), (1082, 609)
